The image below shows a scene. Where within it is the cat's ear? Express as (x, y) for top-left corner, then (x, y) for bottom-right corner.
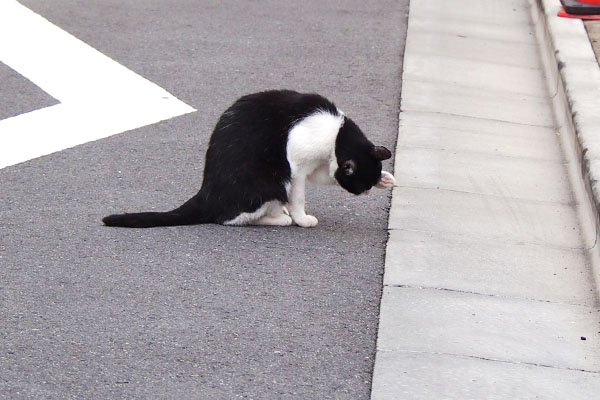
(342, 160), (356, 176)
(371, 146), (392, 161)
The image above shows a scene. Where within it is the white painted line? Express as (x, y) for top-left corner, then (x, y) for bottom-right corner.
(0, 0), (196, 169)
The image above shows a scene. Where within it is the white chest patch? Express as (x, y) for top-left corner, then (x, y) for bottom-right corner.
(286, 110), (344, 180)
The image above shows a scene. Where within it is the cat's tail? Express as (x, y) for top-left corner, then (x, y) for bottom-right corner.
(102, 198), (206, 228)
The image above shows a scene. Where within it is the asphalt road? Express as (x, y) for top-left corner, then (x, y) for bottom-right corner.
(0, 60), (58, 120)
(0, 1), (408, 398)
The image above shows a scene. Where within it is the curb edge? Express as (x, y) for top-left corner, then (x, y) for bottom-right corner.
(530, 0), (600, 301)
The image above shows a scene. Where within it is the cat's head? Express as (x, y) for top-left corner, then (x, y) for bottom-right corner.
(334, 117), (393, 195)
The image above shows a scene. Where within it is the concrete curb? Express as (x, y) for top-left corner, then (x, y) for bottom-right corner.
(530, 0), (600, 298)
(370, 1), (600, 397)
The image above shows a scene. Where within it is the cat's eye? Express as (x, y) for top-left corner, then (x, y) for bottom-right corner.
(343, 160), (356, 176)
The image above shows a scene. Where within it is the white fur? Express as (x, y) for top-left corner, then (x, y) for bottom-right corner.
(223, 110), (394, 228)
(223, 201), (271, 226)
(256, 201), (292, 226)
(376, 170), (395, 188)
(286, 110), (344, 227)
(223, 200), (292, 226)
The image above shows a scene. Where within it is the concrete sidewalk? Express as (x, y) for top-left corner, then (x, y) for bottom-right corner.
(372, 0), (600, 398)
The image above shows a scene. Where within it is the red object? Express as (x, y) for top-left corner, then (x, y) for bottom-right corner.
(578, 0), (600, 5)
(558, 7), (600, 19)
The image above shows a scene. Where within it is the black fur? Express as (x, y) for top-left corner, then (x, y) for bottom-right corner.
(102, 90), (390, 228)
(334, 118), (390, 195)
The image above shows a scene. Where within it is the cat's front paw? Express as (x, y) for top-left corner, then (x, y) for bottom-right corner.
(294, 214), (318, 228)
(375, 170), (395, 189)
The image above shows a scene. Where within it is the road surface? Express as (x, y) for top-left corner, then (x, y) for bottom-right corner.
(0, 1), (408, 398)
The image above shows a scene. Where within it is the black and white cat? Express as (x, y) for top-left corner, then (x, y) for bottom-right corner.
(102, 90), (395, 228)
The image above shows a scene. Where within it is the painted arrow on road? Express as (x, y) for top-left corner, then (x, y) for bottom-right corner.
(0, 0), (196, 169)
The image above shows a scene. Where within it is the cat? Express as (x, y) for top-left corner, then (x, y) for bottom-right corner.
(102, 89), (395, 228)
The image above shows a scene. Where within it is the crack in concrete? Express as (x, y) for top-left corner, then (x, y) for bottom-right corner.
(393, 184), (574, 206)
(384, 284), (597, 308)
(387, 225), (589, 252)
(377, 349), (600, 374)
(399, 109), (555, 130)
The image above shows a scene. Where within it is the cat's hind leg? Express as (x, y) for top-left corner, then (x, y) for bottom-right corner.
(253, 202), (293, 226)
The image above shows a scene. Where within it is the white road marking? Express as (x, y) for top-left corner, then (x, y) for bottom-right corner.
(0, 0), (196, 169)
